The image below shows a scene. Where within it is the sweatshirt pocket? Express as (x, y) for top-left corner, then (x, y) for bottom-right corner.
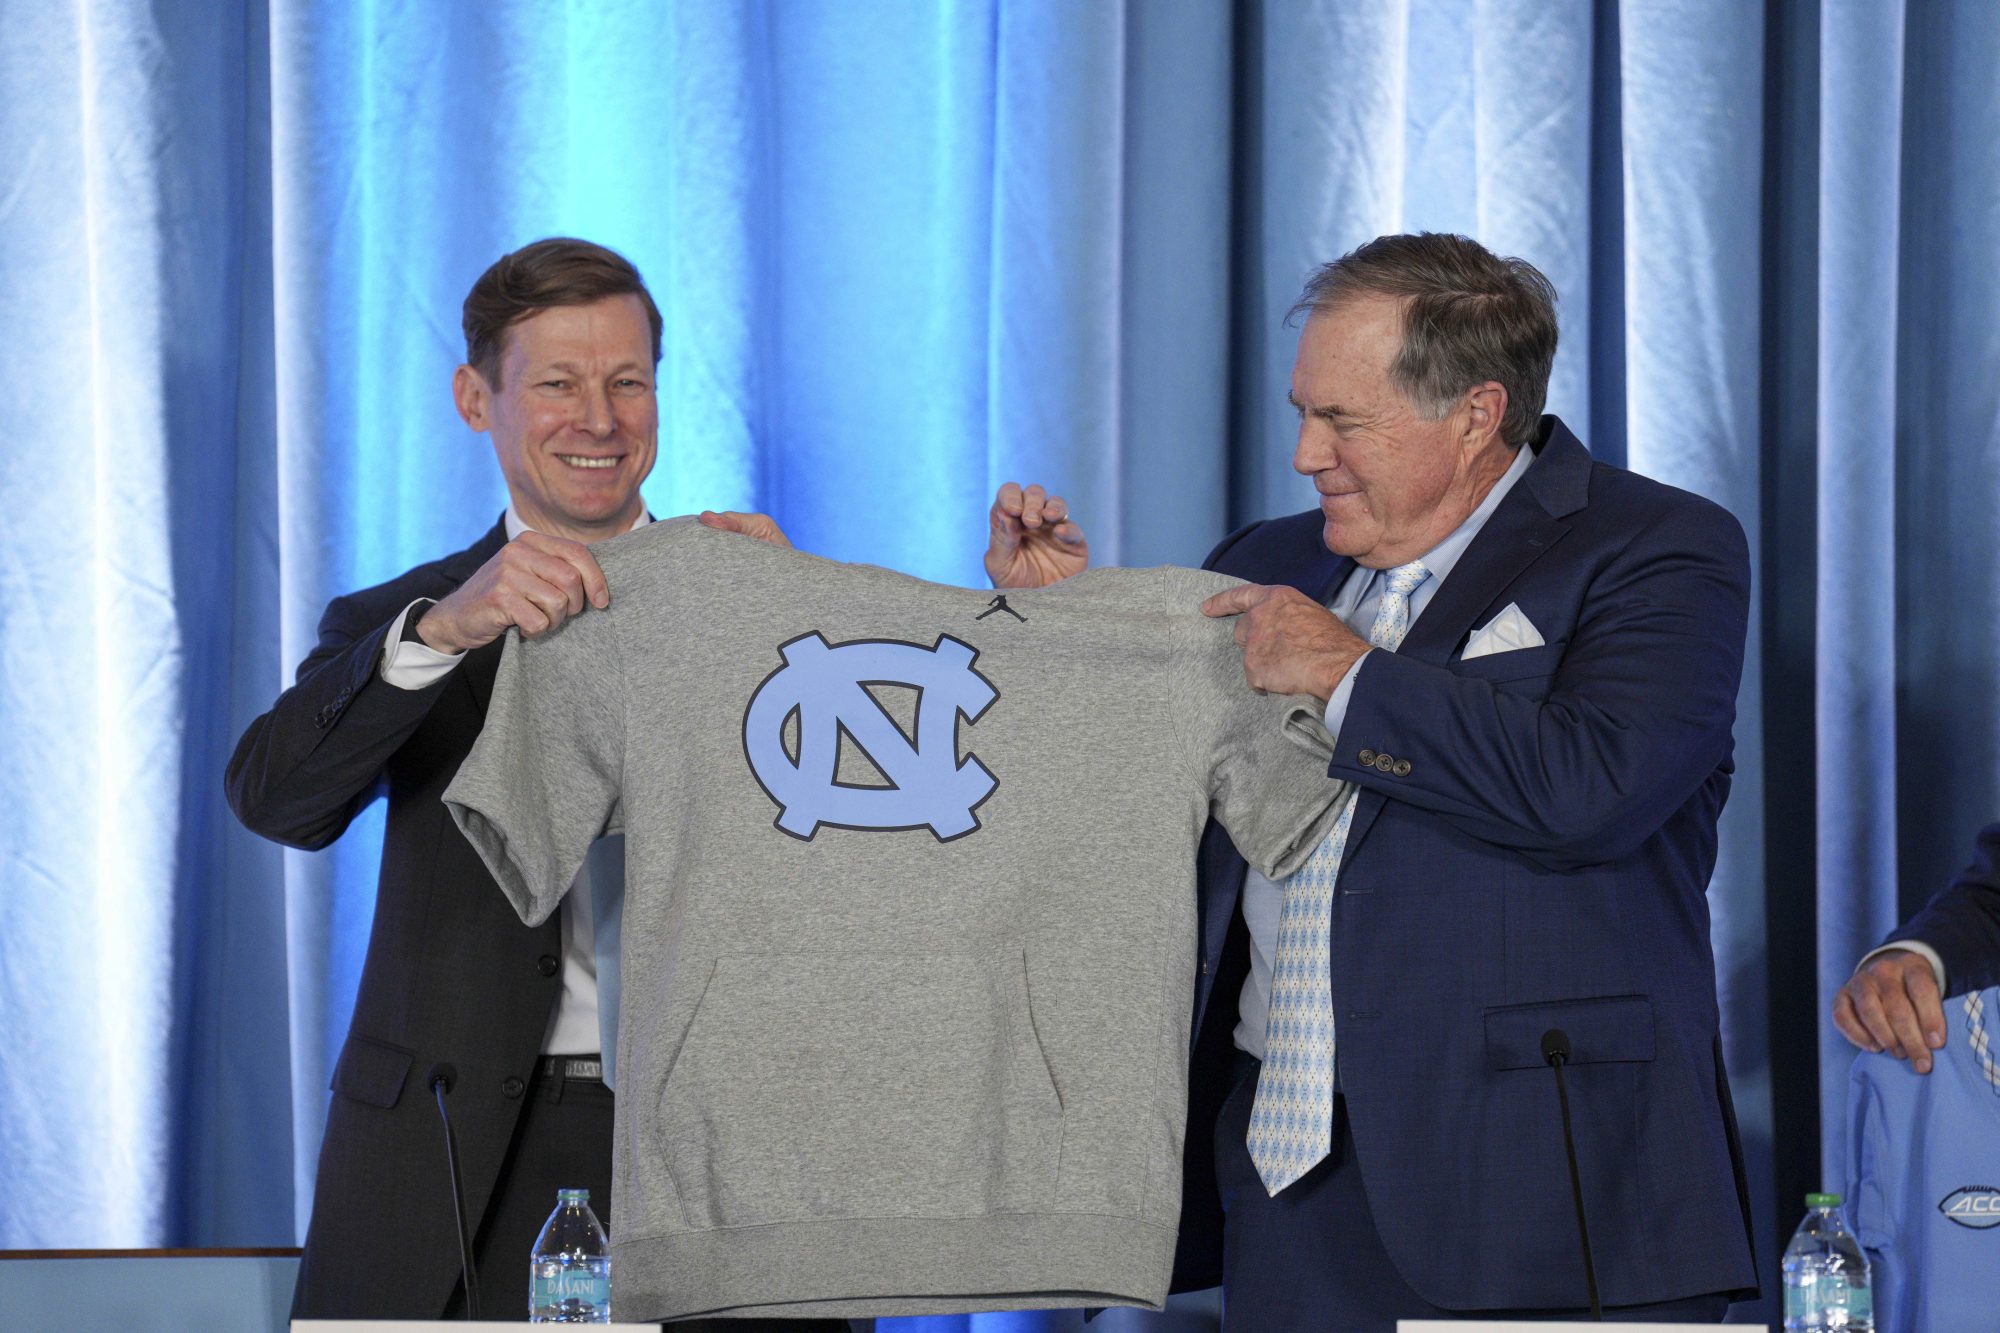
(656, 949), (1064, 1228)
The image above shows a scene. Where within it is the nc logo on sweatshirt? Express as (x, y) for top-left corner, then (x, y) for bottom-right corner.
(742, 632), (999, 842)
(1939, 1185), (2000, 1230)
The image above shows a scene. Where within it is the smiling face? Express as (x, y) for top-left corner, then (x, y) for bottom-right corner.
(1289, 295), (1513, 569)
(452, 293), (659, 543)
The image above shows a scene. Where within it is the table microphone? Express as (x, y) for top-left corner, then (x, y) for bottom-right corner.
(428, 1063), (479, 1320)
(1540, 1028), (1602, 1321)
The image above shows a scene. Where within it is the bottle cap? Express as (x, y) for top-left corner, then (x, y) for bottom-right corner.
(558, 1188), (590, 1204)
(1806, 1192), (1841, 1207)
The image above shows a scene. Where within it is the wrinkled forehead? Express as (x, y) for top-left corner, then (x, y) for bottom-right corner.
(1294, 295), (1408, 392)
(1304, 291), (1408, 349)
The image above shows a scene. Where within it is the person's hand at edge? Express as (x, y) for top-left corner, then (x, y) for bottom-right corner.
(986, 482), (1088, 588)
(1833, 947), (1947, 1074)
(699, 510), (792, 548)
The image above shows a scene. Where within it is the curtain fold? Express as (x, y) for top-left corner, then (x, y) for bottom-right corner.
(1813, 0), (1905, 1190)
(1616, 0), (1776, 1277)
(1237, 1), (1410, 527)
(1472, 0), (1595, 432)
(1892, 11), (2000, 937)
(13, 6), (2000, 1329)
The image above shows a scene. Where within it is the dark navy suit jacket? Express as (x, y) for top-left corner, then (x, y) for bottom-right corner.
(226, 520), (570, 1318)
(1886, 823), (2000, 996)
(1173, 417), (1760, 1310)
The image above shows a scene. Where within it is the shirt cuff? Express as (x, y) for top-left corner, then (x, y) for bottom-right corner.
(379, 599), (465, 690)
(1858, 939), (1947, 995)
(1319, 649), (1372, 745)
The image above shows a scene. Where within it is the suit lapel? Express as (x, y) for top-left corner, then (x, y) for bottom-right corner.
(1394, 491), (1571, 665)
(439, 518), (508, 587)
(1296, 544), (1360, 596)
(1340, 421), (1592, 860)
(459, 640), (504, 717)
(439, 519), (508, 717)
(1278, 540), (1354, 605)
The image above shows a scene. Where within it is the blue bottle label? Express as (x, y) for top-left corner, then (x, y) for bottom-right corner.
(532, 1268), (608, 1305)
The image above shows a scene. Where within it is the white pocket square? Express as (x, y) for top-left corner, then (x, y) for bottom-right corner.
(1462, 602), (1545, 660)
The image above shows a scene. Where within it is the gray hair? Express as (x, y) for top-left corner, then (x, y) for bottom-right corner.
(1290, 233), (1559, 448)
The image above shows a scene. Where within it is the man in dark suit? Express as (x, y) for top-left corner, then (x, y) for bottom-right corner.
(227, 236), (1087, 1323)
(1834, 823), (2000, 1072)
(1180, 234), (1759, 1326)
(226, 238), (799, 1320)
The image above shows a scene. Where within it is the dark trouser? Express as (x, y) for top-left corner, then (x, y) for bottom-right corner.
(444, 1059), (850, 1330)
(1214, 1054), (1730, 1331)
(445, 1058), (617, 1321)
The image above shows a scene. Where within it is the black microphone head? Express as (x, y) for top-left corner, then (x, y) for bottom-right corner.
(1540, 1028), (1572, 1065)
(427, 1062), (458, 1093)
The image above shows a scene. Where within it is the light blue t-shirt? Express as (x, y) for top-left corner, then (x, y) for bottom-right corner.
(1234, 441), (1535, 1058)
(1846, 986), (2000, 1332)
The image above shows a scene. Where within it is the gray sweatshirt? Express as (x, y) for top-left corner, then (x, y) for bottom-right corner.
(445, 519), (1343, 1322)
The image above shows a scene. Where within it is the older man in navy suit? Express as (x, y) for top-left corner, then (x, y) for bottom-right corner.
(1176, 234), (1759, 1327)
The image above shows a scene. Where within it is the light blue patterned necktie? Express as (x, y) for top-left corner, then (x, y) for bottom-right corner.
(1247, 558), (1430, 1195)
(1967, 991), (2000, 1096)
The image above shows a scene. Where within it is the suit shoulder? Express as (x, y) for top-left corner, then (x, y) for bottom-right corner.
(1584, 459), (1748, 556)
(323, 528), (500, 627)
(1203, 510), (1323, 577)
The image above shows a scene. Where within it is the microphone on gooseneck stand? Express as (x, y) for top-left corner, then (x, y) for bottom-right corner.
(427, 1063), (480, 1321)
(1539, 1029), (1603, 1322)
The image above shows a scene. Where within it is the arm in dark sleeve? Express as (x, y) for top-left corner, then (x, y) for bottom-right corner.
(1885, 823), (2000, 996)
(1331, 497), (1750, 869)
(224, 593), (454, 849)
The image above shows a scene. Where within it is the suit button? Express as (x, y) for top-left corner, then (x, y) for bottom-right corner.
(1392, 759), (1412, 777)
(1374, 753), (1394, 773)
(1358, 749), (1376, 766)
(537, 954), (559, 977)
(502, 1076), (525, 1098)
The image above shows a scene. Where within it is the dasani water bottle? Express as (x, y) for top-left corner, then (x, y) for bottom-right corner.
(530, 1187), (611, 1323)
(1781, 1192), (1872, 1331)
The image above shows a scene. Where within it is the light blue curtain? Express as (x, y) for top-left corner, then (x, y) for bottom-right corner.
(1615, 0), (1773, 1285)
(11, 2), (2000, 1328)
(1813, 0), (1906, 1204)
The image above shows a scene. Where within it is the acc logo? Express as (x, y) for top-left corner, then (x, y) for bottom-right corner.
(742, 632), (998, 842)
(1939, 1185), (2000, 1230)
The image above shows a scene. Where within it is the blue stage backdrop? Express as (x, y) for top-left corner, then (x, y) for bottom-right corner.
(8, 3), (2000, 1328)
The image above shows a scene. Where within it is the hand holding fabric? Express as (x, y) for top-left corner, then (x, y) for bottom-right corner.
(697, 509), (792, 549)
(417, 531), (610, 652)
(985, 481), (1088, 588)
(1201, 582), (1367, 702)
(1834, 948), (1947, 1073)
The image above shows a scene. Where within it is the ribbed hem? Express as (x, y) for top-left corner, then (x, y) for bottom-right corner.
(611, 1210), (1174, 1322)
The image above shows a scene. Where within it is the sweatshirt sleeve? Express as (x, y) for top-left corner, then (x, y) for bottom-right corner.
(1165, 569), (1345, 880)
(444, 601), (627, 927)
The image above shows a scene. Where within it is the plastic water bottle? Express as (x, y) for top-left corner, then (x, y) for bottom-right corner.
(529, 1187), (611, 1323)
(1781, 1192), (1873, 1331)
